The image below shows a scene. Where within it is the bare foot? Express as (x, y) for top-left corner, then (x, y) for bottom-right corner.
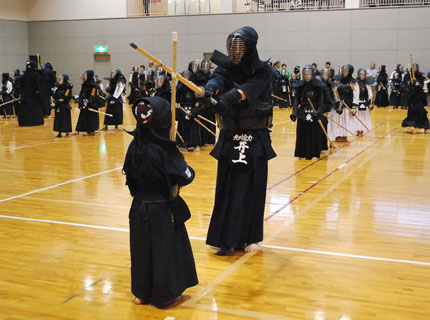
(193, 146), (201, 152)
(244, 243), (260, 253)
(70, 131), (79, 135)
(411, 128), (417, 134)
(425, 129), (430, 134)
(102, 126), (108, 131)
(134, 297), (143, 305)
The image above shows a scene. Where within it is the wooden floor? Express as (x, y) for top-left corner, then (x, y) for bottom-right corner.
(1, 105), (430, 320)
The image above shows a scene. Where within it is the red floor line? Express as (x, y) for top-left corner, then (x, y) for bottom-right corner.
(267, 121), (388, 191)
(264, 127), (396, 221)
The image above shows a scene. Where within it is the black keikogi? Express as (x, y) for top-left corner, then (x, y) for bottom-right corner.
(401, 67), (429, 130)
(128, 67), (140, 104)
(75, 70), (99, 134)
(374, 65), (389, 108)
(53, 74), (73, 135)
(276, 69), (290, 109)
(1, 73), (14, 117)
(290, 65), (325, 160)
(196, 59), (216, 145)
(123, 96), (198, 308)
(176, 71), (201, 149)
(320, 69), (336, 151)
(389, 72), (403, 109)
(39, 63), (57, 117)
(154, 74), (171, 103)
(199, 26), (276, 254)
(104, 69), (125, 127)
(12, 69), (22, 115)
(18, 61), (44, 126)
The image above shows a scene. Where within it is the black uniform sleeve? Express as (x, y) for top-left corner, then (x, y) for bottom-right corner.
(238, 65), (273, 103)
(164, 146), (195, 187)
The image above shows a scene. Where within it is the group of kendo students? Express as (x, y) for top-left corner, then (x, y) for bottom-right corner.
(127, 59), (216, 151)
(266, 61), (430, 160)
(0, 60), (127, 137)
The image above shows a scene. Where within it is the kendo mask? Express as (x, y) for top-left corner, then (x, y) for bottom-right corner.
(190, 61), (200, 74)
(393, 72), (400, 80)
(323, 68), (332, 82)
(132, 96), (171, 141)
(80, 70), (94, 84)
(111, 69), (121, 80)
(302, 64), (314, 82)
(58, 74), (69, 86)
(201, 59), (210, 74)
(155, 75), (165, 89)
(358, 68), (366, 81)
(182, 70), (192, 81)
(2, 73), (9, 81)
(227, 33), (246, 65)
(342, 64), (354, 78)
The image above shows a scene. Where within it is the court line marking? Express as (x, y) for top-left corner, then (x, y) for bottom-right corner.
(0, 213), (428, 267)
(268, 120), (388, 191)
(183, 125), (397, 308)
(0, 167), (122, 203)
(190, 303), (297, 320)
(265, 127), (396, 221)
(0, 138), (57, 152)
(272, 119), (292, 126)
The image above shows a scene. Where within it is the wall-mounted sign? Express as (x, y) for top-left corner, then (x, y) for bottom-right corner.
(95, 46), (108, 53)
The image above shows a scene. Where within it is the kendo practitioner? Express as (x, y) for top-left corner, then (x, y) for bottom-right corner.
(128, 66), (140, 104)
(402, 66), (415, 110)
(401, 64), (429, 134)
(276, 68), (291, 109)
(123, 96), (198, 308)
(320, 68), (336, 151)
(196, 59), (216, 145)
(1, 73), (14, 117)
(271, 61), (282, 107)
(389, 72), (403, 109)
(103, 69), (126, 130)
(39, 63), (57, 117)
(154, 74), (171, 103)
(12, 69), (22, 116)
(18, 61), (44, 126)
(176, 70), (201, 151)
(197, 26), (276, 255)
(330, 64), (359, 142)
(75, 70), (99, 135)
(290, 65), (325, 159)
(53, 74), (73, 137)
(355, 68), (373, 137)
(374, 65), (389, 108)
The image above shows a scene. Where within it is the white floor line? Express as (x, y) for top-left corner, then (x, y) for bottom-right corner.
(272, 119), (292, 126)
(0, 167), (122, 203)
(262, 245), (430, 267)
(0, 139), (56, 152)
(0, 213), (428, 267)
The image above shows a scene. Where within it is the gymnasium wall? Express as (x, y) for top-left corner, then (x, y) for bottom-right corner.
(0, 19), (28, 74)
(23, 7), (430, 86)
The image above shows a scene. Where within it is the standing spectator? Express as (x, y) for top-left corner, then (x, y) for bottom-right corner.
(281, 64), (292, 78)
(374, 65), (389, 108)
(325, 61), (335, 78)
(143, 0), (150, 15)
(366, 62), (378, 105)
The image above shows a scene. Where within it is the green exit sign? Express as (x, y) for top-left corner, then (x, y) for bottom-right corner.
(95, 46), (108, 53)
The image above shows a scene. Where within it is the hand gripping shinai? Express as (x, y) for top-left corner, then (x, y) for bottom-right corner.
(177, 105), (216, 137)
(341, 101), (370, 132)
(307, 98), (336, 149)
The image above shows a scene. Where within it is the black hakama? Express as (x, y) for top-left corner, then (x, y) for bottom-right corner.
(53, 103), (72, 133)
(206, 129), (276, 249)
(294, 118), (324, 160)
(104, 98), (123, 125)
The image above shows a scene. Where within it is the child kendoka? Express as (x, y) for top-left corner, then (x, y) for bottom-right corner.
(123, 96), (198, 308)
